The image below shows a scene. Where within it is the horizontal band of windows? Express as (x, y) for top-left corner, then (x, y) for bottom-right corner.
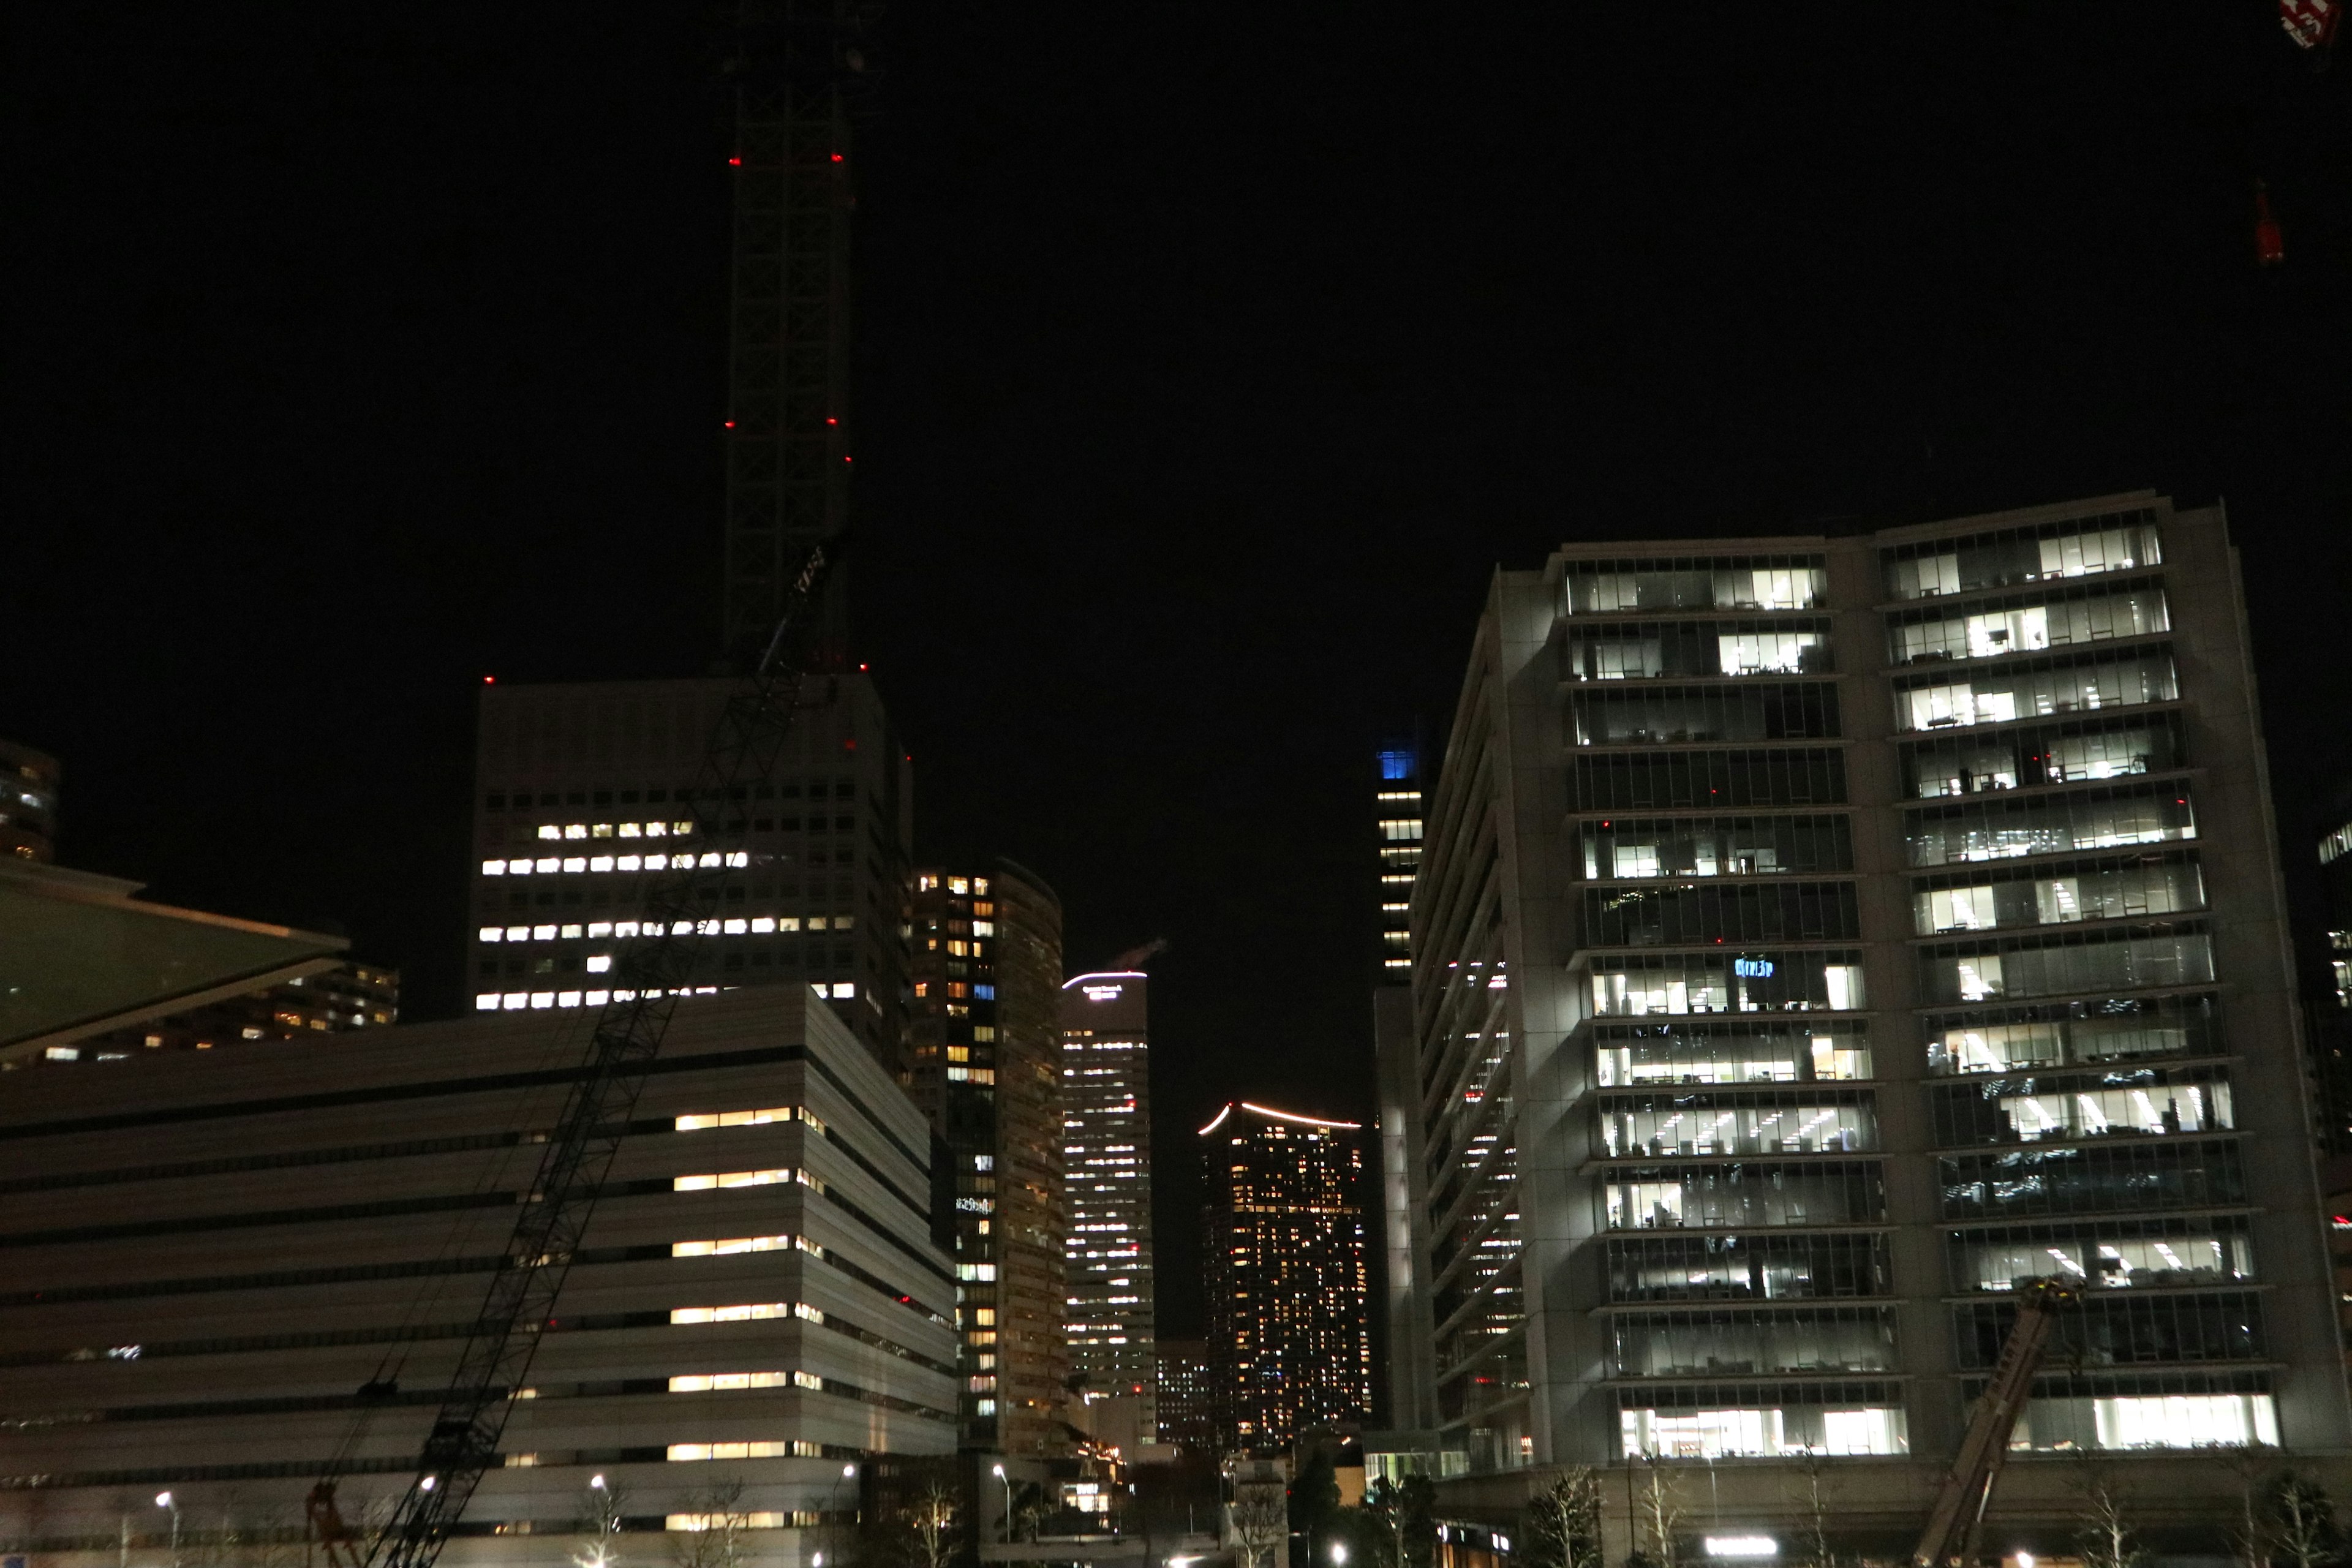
(0, 1128), (528, 1199)
(0, 1038), (929, 1187)
(1954, 1291), (2267, 1369)
(1945, 1213), (2258, 1295)
(480, 913), (851, 943)
(1608, 1305), (1899, 1380)
(1880, 510), (2160, 600)
(1591, 1020), (1873, 1088)
(665, 1367), (955, 1423)
(1606, 1232), (1892, 1303)
(1928, 1063), (2232, 1150)
(1903, 777), (2196, 869)
(1598, 1088), (1875, 1161)
(1909, 848), (2204, 937)
(1571, 684), (1842, 747)
(1582, 881), (1861, 948)
(1902, 709), (2188, 801)
(1603, 1162), (1888, 1231)
(1565, 619), (1835, 682)
(1940, 1139), (2244, 1221)
(480, 850), (748, 876)
(1918, 925), (2214, 1006)
(1885, 575), (2167, 656)
(0, 1188), (513, 1253)
(1582, 815), (1854, 880)
(1562, 559), (1828, 615)
(1570, 748), (1849, 812)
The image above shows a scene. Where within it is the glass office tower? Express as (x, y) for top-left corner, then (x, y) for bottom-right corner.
(1379, 494), (2346, 1533)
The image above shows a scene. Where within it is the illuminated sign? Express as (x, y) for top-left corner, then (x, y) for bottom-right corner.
(1733, 957), (1776, 979)
(1704, 1540), (1778, 1559)
(1083, 984), (1125, 1001)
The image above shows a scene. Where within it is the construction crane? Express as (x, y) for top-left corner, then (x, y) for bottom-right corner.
(311, 540), (838, 1568)
(1912, 1277), (2080, 1568)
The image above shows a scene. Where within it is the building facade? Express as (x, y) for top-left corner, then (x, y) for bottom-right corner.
(1155, 1338), (1221, 1452)
(43, 959), (398, 1063)
(0, 738), (58, 863)
(1201, 1101), (1373, 1451)
(1060, 969), (1157, 1434)
(0, 988), (955, 1568)
(907, 861), (1069, 1454)
(1379, 494), (2348, 1503)
(467, 674), (914, 1079)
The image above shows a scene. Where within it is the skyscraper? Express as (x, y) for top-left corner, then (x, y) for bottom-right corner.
(467, 674), (913, 1078)
(1379, 494), (2347, 1525)
(907, 861), (1069, 1453)
(1060, 968), (1156, 1433)
(1372, 740), (1436, 1432)
(720, 3), (870, 656)
(1155, 1338), (1221, 1452)
(1201, 1101), (1373, 1451)
(2311, 791), (2352, 1152)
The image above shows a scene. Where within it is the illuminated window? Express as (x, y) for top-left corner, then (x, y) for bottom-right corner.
(539, 826), (562, 842)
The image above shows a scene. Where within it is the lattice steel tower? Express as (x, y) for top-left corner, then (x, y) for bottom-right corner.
(721, 2), (870, 658)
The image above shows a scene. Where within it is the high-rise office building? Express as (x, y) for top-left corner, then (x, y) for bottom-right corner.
(1372, 741), (1436, 1432)
(907, 861), (1069, 1454)
(1200, 1101), (1373, 1450)
(0, 989), (954, 1568)
(1155, 1338), (1221, 1452)
(1061, 969), (1156, 1429)
(0, 739), (58, 863)
(46, 960), (398, 1062)
(1380, 494), (2347, 1528)
(467, 674), (913, 1079)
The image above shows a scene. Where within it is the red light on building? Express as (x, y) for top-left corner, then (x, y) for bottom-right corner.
(2255, 181), (2286, 266)
(728, 156), (742, 167)
(831, 152), (843, 163)
(723, 420), (735, 429)
(826, 416), (838, 426)
(483, 676), (496, 685)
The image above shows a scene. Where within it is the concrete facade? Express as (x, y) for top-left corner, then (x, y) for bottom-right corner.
(465, 674), (914, 1080)
(0, 988), (954, 1567)
(1379, 494), (2351, 1545)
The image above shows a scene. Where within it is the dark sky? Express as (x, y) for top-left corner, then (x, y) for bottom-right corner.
(8, 8), (2348, 1339)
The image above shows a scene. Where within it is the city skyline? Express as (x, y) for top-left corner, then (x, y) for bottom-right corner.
(8, 0), (2350, 1423)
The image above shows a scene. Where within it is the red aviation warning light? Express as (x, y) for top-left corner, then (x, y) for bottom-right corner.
(2280, 0), (2340, 51)
(728, 156), (742, 167)
(2255, 181), (2286, 266)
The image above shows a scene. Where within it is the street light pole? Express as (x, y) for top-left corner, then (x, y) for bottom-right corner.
(155, 1493), (181, 1568)
(992, 1464), (1013, 1544)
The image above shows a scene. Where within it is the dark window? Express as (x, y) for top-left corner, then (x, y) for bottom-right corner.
(1572, 749), (1848, 810)
(1938, 1140), (2244, 1219)
(1583, 881), (1860, 946)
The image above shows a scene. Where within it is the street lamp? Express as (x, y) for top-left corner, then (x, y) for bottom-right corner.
(1332, 1546), (1349, 1566)
(993, 1464), (1013, 1543)
(155, 1492), (182, 1568)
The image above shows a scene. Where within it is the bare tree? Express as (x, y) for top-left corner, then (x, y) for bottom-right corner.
(1524, 1468), (1604, 1568)
(2270, 1472), (2341, 1568)
(1231, 1471), (1289, 1568)
(2223, 1451), (2275, 1568)
(1634, 1461), (1686, 1568)
(671, 1480), (751, 1568)
(1789, 1450), (1837, 1568)
(902, 1479), (960, 1568)
(2074, 1463), (2146, 1568)
(576, 1479), (628, 1568)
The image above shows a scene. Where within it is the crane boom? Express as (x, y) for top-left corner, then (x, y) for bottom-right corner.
(345, 541), (839, 1568)
(1912, 1277), (2079, 1568)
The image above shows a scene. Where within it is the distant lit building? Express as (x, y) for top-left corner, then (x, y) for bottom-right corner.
(2313, 792), (2352, 1153)
(1156, 1338), (1220, 1451)
(908, 861), (1069, 1453)
(464, 674), (914, 1079)
(1061, 969), (1156, 1433)
(51, 961), (398, 1063)
(0, 739), (59, 863)
(1375, 742), (1425, 981)
(1201, 1101), (1372, 1450)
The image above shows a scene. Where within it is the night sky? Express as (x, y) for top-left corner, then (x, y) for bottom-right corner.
(9, 8), (2348, 1339)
